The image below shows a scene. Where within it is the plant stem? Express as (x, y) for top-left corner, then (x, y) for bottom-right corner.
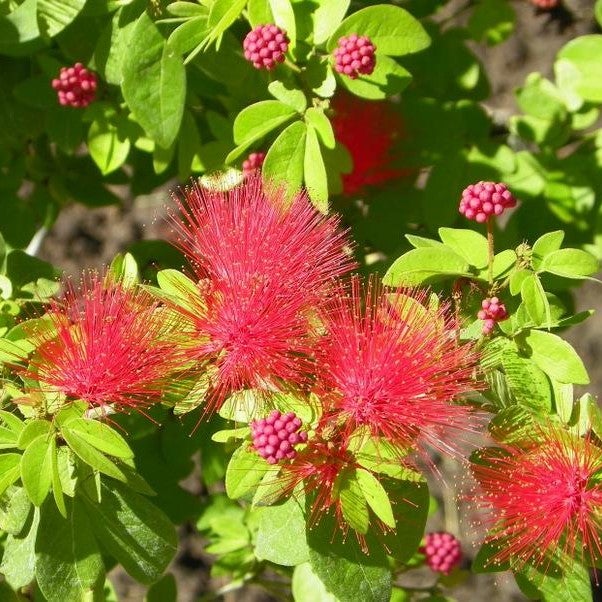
(487, 219), (495, 286)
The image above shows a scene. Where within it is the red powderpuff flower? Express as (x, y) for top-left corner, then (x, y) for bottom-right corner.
(331, 93), (411, 196)
(28, 274), (182, 411)
(275, 435), (358, 527)
(313, 277), (479, 456)
(471, 429), (602, 570)
(168, 175), (355, 406)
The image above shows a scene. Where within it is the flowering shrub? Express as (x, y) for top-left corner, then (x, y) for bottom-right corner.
(1, 1), (602, 601)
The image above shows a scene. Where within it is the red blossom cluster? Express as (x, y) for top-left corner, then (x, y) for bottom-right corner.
(470, 429), (602, 570)
(331, 92), (412, 196)
(25, 176), (489, 544)
(27, 274), (184, 412)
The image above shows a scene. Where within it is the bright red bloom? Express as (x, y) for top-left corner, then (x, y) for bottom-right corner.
(168, 175), (355, 406)
(28, 274), (181, 411)
(313, 277), (479, 456)
(331, 93), (411, 196)
(471, 429), (602, 570)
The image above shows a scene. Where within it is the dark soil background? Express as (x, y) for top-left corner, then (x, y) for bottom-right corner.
(37, 2), (601, 600)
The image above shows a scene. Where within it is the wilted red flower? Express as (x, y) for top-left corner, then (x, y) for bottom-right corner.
(331, 93), (411, 196)
(168, 175), (355, 406)
(28, 274), (181, 411)
(313, 277), (479, 456)
(471, 429), (602, 570)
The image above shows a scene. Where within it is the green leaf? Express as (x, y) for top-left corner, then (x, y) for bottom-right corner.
(553, 381), (574, 424)
(304, 124), (329, 212)
(1, 506), (39, 590)
(65, 418), (134, 460)
(268, 0), (296, 51)
(268, 80), (307, 112)
(376, 479), (429, 563)
(383, 247), (470, 287)
(472, 540), (511, 573)
(339, 54), (412, 100)
(233, 100), (297, 147)
(532, 231), (564, 268)
(263, 120), (307, 193)
(145, 573), (177, 602)
(517, 557), (592, 602)
(337, 469), (369, 534)
(0, 0), (41, 51)
(156, 269), (201, 307)
(84, 480), (177, 584)
(218, 389), (267, 422)
(0, 453), (21, 494)
(0, 411), (22, 449)
(21, 435), (54, 506)
(355, 468), (395, 528)
(51, 441), (66, 518)
(35, 497), (104, 602)
(205, 0), (247, 48)
(292, 562), (338, 602)
(539, 248), (599, 279)
(88, 119), (131, 175)
(255, 494), (309, 565)
(304, 107), (335, 149)
(521, 330), (589, 385)
(107, 252), (139, 288)
(501, 351), (552, 413)
(122, 13), (186, 148)
(313, 0), (350, 45)
(248, 0), (273, 26)
(225, 445), (270, 500)
(167, 16), (209, 56)
(520, 273), (551, 326)
(60, 426), (128, 483)
(491, 249), (517, 280)
(18, 419), (52, 450)
(0, 486), (32, 534)
(211, 427), (250, 443)
(308, 525), (391, 602)
(557, 35), (602, 103)
(37, 0), (86, 38)
(467, 0), (515, 46)
(327, 5), (430, 57)
(438, 227), (488, 268)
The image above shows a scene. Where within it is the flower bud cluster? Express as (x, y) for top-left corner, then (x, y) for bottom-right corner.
(333, 34), (376, 79)
(243, 25), (289, 70)
(459, 182), (516, 223)
(52, 63), (97, 108)
(251, 410), (307, 464)
(421, 532), (463, 574)
(242, 152), (266, 174)
(478, 297), (508, 335)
